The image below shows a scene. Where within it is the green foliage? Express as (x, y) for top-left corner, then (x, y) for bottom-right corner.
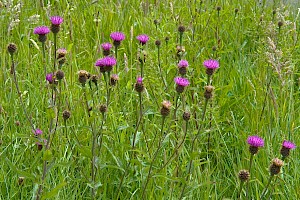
(0, 0), (299, 199)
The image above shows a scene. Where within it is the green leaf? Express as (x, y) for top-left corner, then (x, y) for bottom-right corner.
(42, 181), (67, 199)
(5, 158), (36, 179)
(43, 150), (52, 161)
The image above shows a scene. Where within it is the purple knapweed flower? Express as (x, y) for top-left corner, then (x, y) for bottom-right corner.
(135, 76), (144, 93)
(282, 140), (296, 149)
(50, 16), (64, 25)
(34, 26), (50, 43)
(50, 16), (63, 34)
(95, 57), (116, 73)
(247, 135), (264, 155)
(174, 77), (190, 93)
(174, 77), (190, 86)
(178, 60), (189, 68)
(110, 32), (125, 47)
(101, 42), (112, 56)
(46, 73), (54, 83)
(136, 34), (149, 45)
(281, 140), (296, 159)
(33, 129), (43, 136)
(203, 59), (219, 76)
(34, 26), (50, 35)
(101, 43), (112, 51)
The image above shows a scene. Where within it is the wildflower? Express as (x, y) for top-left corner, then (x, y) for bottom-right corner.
(33, 26), (50, 43)
(278, 21), (283, 28)
(178, 25), (186, 33)
(110, 74), (119, 86)
(50, 16), (63, 34)
(174, 77), (190, 93)
(247, 135), (264, 155)
(7, 43), (17, 55)
(33, 129), (43, 136)
(91, 75), (98, 87)
(155, 40), (161, 47)
(55, 70), (64, 80)
(57, 48), (67, 65)
(135, 76), (144, 93)
(95, 57), (116, 73)
(183, 111), (191, 121)
(216, 6), (221, 11)
(280, 140), (296, 160)
(101, 42), (112, 56)
(160, 100), (172, 117)
(62, 110), (71, 120)
(18, 177), (25, 186)
(110, 32), (125, 47)
(78, 70), (90, 85)
(178, 59), (189, 76)
(46, 73), (54, 84)
(269, 158), (284, 176)
(238, 169), (250, 182)
(136, 34), (149, 45)
(99, 104), (107, 114)
(203, 59), (219, 76)
(176, 45), (185, 58)
(204, 85), (214, 99)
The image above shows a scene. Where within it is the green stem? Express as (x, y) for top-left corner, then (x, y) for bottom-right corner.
(42, 42), (46, 77)
(141, 117), (166, 199)
(260, 175), (274, 199)
(246, 154), (254, 199)
(238, 181), (245, 199)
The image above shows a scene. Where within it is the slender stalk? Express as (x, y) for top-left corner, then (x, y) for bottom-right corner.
(10, 54), (35, 131)
(42, 42), (46, 77)
(141, 117), (166, 199)
(260, 175), (274, 199)
(115, 46), (118, 73)
(238, 181), (245, 200)
(157, 45), (167, 90)
(246, 154), (254, 199)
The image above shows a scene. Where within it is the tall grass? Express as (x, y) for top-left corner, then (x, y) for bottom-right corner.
(0, 0), (299, 199)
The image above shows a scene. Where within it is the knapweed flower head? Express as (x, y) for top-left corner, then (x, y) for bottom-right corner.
(238, 169), (250, 182)
(178, 60), (189, 68)
(269, 158), (284, 176)
(7, 43), (17, 55)
(50, 16), (63, 34)
(101, 42), (112, 56)
(110, 32), (125, 47)
(203, 59), (219, 76)
(247, 135), (264, 155)
(110, 74), (119, 86)
(57, 48), (67, 65)
(281, 140), (296, 159)
(33, 129), (43, 136)
(178, 60), (189, 75)
(34, 26), (50, 43)
(34, 26), (50, 35)
(204, 85), (214, 99)
(136, 34), (149, 45)
(135, 76), (144, 93)
(96, 57), (116, 73)
(77, 70), (90, 85)
(50, 16), (63, 25)
(174, 77), (190, 93)
(161, 100), (172, 117)
(46, 73), (54, 83)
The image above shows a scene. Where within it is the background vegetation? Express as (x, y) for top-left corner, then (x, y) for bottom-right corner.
(0, 0), (299, 199)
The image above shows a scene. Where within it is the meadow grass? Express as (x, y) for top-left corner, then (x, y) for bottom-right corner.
(0, 0), (299, 199)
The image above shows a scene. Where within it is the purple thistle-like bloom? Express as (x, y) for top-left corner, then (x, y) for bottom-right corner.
(95, 57), (116, 73)
(247, 135), (264, 147)
(46, 73), (54, 83)
(203, 59), (219, 69)
(50, 16), (64, 25)
(136, 34), (149, 45)
(33, 129), (43, 136)
(137, 76), (143, 84)
(174, 77), (190, 87)
(110, 32), (125, 42)
(101, 43), (112, 51)
(33, 26), (50, 35)
(282, 140), (296, 149)
(178, 60), (189, 68)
